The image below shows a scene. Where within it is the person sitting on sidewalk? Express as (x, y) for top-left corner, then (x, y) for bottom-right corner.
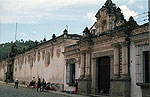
(29, 80), (35, 88)
(45, 82), (51, 90)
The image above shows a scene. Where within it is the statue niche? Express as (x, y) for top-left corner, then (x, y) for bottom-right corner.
(101, 19), (107, 32)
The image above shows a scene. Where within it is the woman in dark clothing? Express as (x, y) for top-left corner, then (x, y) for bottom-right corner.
(37, 78), (41, 92)
(41, 78), (46, 92)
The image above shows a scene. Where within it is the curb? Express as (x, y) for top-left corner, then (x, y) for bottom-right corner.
(48, 91), (90, 97)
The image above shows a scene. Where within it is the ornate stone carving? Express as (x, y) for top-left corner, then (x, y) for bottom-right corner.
(132, 24), (148, 35)
(95, 0), (126, 35)
(66, 58), (77, 65)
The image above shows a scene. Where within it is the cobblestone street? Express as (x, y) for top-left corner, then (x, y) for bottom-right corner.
(0, 83), (85, 97)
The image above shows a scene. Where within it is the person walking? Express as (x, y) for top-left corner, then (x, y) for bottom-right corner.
(37, 77), (41, 92)
(14, 78), (18, 88)
(41, 78), (46, 92)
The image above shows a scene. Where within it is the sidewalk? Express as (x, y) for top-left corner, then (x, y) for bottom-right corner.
(0, 81), (109, 97)
(0, 81), (90, 97)
(0, 81), (27, 88)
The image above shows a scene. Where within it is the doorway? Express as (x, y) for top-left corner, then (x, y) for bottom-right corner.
(96, 56), (110, 94)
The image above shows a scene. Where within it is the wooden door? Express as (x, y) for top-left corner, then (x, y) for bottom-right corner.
(98, 56), (110, 94)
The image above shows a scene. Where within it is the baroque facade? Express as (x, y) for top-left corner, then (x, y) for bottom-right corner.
(0, 0), (149, 97)
(63, 0), (150, 97)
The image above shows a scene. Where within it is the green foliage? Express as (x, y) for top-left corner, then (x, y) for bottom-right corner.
(0, 39), (39, 60)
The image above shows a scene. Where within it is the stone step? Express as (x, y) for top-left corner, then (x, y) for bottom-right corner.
(88, 94), (110, 97)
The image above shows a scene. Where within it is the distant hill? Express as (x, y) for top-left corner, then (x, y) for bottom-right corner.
(0, 39), (40, 61)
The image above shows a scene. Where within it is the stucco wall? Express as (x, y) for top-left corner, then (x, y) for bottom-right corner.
(130, 41), (142, 97)
(13, 38), (79, 91)
(0, 60), (7, 81)
(14, 43), (65, 84)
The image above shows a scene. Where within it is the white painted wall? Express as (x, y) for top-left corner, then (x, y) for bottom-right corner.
(130, 41), (142, 97)
(0, 60), (7, 81)
(14, 43), (66, 87)
(13, 38), (79, 91)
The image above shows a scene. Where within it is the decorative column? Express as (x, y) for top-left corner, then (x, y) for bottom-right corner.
(92, 58), (97, 94)
(113, 43), (120, 78)
(121, 42), (129, 77)
(111, 42), (130, 97)
(80, 53), (85, 78)
(110, 56), (114, 79)
(78, 52), (91, 94)
(85, 52), (91, 78)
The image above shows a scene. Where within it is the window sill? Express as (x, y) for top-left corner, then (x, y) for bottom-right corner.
(136, 83), (150, 88)
(67, 83), (76, 86)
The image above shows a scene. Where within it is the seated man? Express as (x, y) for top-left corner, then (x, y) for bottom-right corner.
(45, 82), (51, 90)
(29, 80), (35, 88)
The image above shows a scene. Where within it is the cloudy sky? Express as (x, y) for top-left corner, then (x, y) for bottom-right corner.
(0, 0), (148, 43)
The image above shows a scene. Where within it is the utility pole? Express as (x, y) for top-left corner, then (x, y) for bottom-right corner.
(148, 0), (150, 58)
(148, 0), (150, 82)
(149, 0), (150, 46)
(15, 23), (17, 42)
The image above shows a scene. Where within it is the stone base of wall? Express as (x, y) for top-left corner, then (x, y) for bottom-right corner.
(51, 83), (64, 91)
(78, 76), (91, 95)
(91, 87), (98, 94)
(137, 83), (150, 97)
(110, 77), (130, 97)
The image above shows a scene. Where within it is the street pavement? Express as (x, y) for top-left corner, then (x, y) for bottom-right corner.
(0, 83), (88, 97)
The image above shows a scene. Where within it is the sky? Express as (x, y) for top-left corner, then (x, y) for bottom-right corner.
(0, 0), (148, 43)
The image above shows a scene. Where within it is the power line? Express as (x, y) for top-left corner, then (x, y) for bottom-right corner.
(136, 15), (148, 19)
(132, 11), (148, 18)
(136, 19), (148, 23)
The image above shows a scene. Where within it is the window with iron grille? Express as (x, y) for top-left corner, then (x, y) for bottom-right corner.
(136, 45), (150, 83)
(66, 63), (75, 85)
(143, 51), (150, 83)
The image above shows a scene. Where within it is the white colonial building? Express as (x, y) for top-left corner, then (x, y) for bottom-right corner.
(0, 0), (149, 97)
